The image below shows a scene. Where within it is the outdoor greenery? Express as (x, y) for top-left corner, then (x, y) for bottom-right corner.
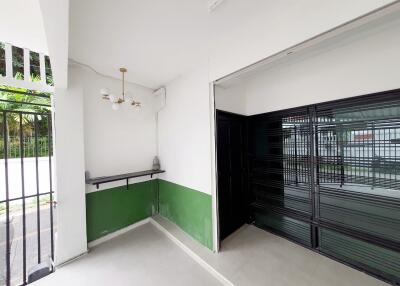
(0, 42), (5, 76)
(0, 84), (52, 159)
(0, 42), (53, 85)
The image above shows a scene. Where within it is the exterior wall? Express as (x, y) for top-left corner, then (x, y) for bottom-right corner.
(0, 157), (52, 201)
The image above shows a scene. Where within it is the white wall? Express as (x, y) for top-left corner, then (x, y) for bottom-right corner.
(209, 0), (396, 81)
(0, 158), (52, 201)
(52, 63), (158, 264)
(53, 82), (87, 265)
(214, 84), (246, 115)
(39, 0), (69, 88)
(158, 66), (212, 194)
(160, 4), (400, 250)
(159, 1), (397, 196)
(239, 12), (400, 115)
(0, 0), (48, 53)
(72, 66), (158, 192)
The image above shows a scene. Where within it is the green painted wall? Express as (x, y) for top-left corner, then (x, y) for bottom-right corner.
(86, 180), (158, 242)
(86, 179), (213, 250)
(158, 179), (213, 250)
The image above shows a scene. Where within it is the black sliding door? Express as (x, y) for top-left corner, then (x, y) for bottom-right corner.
(245, 90), (400, 285)
(315, 96), (400, 284)
(249, 108), (314, 247)
(216, 111), (247, 240)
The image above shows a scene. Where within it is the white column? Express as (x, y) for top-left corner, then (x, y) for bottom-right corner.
(53, 80), (88, 265)
(5, 43), (12, 78)
(40, 53), (46, 85)
(24, 48), (30, 82)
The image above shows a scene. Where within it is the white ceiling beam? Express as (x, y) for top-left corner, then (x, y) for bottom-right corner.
(0, 75), (54, 93)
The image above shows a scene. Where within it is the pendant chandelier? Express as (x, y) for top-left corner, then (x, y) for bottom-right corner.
(100, 68), (141, 110)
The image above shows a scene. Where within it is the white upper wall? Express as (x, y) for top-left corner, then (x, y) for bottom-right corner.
(215, 10), (400, 115)
(70, 66), (158, 190)
(39, 0), (69, 88)
(158, 66), (212, 194)
(209, 0), (396, 81)
(0, 0), (48, 53)
(215, 84), (246, 115)
(161, 1), (398, 196)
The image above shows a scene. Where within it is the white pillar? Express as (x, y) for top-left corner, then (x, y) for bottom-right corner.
(24, 48), (30, 82)
(40, 53), (46, 85)
(5, 43), (12, 78)
(53, 83), (88, 265)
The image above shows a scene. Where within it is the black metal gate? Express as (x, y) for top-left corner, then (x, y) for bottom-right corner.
(0, 88), (55, 286)
(248, 89), (400, 285)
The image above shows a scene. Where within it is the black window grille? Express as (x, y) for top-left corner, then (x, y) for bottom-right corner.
(247, 89), (400, 285)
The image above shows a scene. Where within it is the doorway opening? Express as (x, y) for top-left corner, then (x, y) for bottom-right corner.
(214, 88), (400, 284)
(0, 86), (55, 286)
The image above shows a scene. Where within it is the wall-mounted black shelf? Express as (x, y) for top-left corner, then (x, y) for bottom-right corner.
(86, 170), (165, 190)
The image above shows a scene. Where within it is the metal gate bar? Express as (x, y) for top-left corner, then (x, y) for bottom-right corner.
(3, 111), (11, 286)
(34, 115), (41, 264)
(18, 113), (26, 284)
(1, 87), (54, 286)
(48, 116), (54, 263)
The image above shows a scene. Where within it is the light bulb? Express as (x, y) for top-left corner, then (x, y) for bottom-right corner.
(126, 95), (134, 104)
(109, 94), (117, 103)
(100, 88), (109, 96)
(112, 103), (120, 110)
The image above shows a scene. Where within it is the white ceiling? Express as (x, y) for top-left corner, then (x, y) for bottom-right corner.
(70, 0), (397, 90)
(0, 0), (48, 53)
(69, 0), (210, 89)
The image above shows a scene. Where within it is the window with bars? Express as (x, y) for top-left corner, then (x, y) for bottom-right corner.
(0, 42), (53, 87)
(12, 46), (24, 80)
(30, 51), (41, 82)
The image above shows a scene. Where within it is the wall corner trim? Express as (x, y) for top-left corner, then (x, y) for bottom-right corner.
(56, 251), (89, 269)
(87, 218), (150, 248)
(149, 218), (234, 286)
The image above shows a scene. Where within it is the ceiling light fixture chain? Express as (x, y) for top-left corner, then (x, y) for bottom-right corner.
(100, 68), (141, 111)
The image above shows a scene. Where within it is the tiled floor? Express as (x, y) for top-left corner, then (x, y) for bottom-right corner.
(153, 215), (389, 286)
(32, 223), (221, 286)
(33, 216), (389, 286)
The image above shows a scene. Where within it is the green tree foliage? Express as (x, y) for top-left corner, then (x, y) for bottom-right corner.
(0, 83), (52, 158)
